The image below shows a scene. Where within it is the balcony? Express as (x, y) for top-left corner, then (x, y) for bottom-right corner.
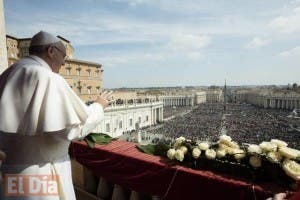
(69, 140), (288, 200)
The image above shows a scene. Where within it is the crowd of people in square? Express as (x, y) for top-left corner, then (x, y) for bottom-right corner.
(147, 102), (300, 148)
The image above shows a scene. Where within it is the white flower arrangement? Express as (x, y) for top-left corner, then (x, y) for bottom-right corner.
(162, 135), (300, 188)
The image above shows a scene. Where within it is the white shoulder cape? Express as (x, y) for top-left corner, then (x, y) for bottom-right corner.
(0, 56), (88, 135)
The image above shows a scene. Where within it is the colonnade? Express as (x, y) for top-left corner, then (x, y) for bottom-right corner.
(162, 96), (194, 107)
(152, 107), (163, 124)
(264, 98), (300, 110)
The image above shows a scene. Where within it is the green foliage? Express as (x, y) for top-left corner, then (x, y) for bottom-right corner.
(83, 133), (115, 148)
(137, 143), (170, 157)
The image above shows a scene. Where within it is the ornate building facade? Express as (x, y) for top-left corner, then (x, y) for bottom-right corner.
(205, 88), (224, 103)
(94, 101), (164, 138)
(159, 95), (195, 107)
(231, 89), (300, 110)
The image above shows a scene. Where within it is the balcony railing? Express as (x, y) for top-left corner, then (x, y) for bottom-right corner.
(69, 140), (285, 200)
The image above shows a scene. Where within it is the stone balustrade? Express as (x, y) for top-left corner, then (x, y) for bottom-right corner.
(71, 159), (160, 200)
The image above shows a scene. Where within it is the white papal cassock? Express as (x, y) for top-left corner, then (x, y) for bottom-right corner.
(0, 55), (104, 200)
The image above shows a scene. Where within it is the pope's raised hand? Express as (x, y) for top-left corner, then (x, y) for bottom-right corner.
(95, 91), (115, 108)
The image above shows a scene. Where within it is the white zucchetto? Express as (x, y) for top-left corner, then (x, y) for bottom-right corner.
(30, 31), (60, 46)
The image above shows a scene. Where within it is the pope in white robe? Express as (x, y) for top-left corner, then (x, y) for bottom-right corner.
(0, 31), (112, 200)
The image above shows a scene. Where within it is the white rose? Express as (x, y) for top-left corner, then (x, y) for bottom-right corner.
(180, 146), (188, 155)
(167, 148), (176, 160)
(216, 149), (227, 159)
(282, 159), (300, 180)
(219, 134), (232, 142)
(175, 149), (184, 162)
(192, 148), (201, 159)
(205, 149), (216, 160)
(227, 147), (237, 155)
(198, 142), (210, 151)
(259, 141), (277, 152)
(234, 149), (246, 161)
(249, 155), (261, 168)
(267, 151), (282, 163)
(175, 137), (186, 147)
(176, 136), (185, 144)
(218, 143), (229, 151)
(279, 147), (300, 159)
(219, 138), (239, 149)
(229, 141), (240, 149)
(247, 144), (262, 155)
(270, 139), (288, 148)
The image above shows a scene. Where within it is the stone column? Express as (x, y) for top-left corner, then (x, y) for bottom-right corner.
(155, 108), (157, 123)
(293, 100), (296, 109)
(0, 0), (8, 73)
(284, 100), (287, 109)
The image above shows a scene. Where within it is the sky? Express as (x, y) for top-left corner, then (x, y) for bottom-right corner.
(3, 0), (300, 88)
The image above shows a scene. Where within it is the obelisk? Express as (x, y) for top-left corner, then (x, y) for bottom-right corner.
(0, 0), (8, 73)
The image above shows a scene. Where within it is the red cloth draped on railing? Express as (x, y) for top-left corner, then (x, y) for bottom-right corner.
(70, 140), (288, 200)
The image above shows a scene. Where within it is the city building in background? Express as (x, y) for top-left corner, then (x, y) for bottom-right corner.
(231, 88), (300, 110)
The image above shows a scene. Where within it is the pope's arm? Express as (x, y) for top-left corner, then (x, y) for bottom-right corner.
(67, 102), (104, 140)
(65, 91), (113, 140)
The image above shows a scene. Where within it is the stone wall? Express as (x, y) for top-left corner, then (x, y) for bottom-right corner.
(0, 0), (8, 72)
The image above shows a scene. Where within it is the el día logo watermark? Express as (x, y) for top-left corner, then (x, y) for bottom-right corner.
(4, 174), (59, 196)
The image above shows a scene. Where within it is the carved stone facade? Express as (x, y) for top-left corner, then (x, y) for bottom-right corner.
(159, 95), (195, 107)
(94, 101), (164, 138)
(195, 91), (207, 104)
(60, 58), (103, 101)
(206, 89), (224, 103)
(6, 35), (19, 66)
(5, 34), (103, 102)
